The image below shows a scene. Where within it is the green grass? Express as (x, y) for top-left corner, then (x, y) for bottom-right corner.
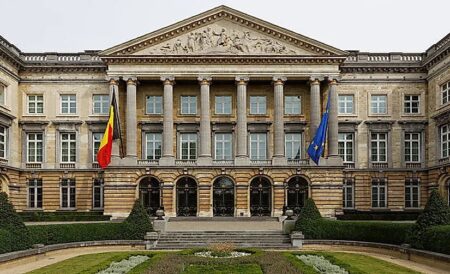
(27, 252), (155, 274)
(291, 252), (420, 274)
(182, 263), (263, 274)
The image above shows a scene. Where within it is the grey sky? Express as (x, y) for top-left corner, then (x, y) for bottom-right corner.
(0, 0), (448, 53)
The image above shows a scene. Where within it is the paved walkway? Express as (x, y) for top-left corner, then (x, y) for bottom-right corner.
(166, 220), (282, 231)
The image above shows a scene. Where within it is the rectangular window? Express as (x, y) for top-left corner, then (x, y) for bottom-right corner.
(145, 133), (162, 160)
(441, 124), (450, 159)
(61, 133), (76, 163)
(372, 178), (387, 208)
(27, 133), (43, 163)
(60, 179), (76, 209)
(405, 179), (420, 208)
(343, 178), (354, 208)
(28, 95), (44, 114)
(92, 95), (109, 115)
(181, 96), (197, 115)
(250, 96), (266, 115)
(285, 96), (301, 115)
(215, 133), (232, 160)
(371, 133), (387, 163)
(60, 95), (76, 114)
(285, 133), (301, 160)
(180, 133), (197, 160)
(338, 133), (354, 163)
(92, 179), (104, 209)
(0, 126), (6, 159)
(0, 85), (5, 105)
(371, 95), (387, 114)
(338, 95), (354, 114)
(250, 133), (267, 160)
(404, 95), (420, 114)
(92, 133), (103, 162)
(146, 96), (163, 114)
(215, 96), (232, 115)
(442, 81), (450, 105)
(404, 133), (421, 163)
(28, 179), (42, 209)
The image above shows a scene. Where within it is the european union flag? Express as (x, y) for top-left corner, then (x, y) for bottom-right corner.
(307, 91), (331, 165)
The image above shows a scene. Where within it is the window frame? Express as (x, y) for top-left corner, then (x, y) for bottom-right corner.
(284, 95), (301, 115)
(442, 81), (450, 105)
(371, 178), (387, 208)
(92, 178), (104, 209)
(214, 133), (233, 160)
(92, 132), (103, 163)
(146, 95), (163, 115)
(179, 133), (197, 160)
(249, 133), (267, 160)
(404, 132), (421, 163)
(405, 178), (420, 208)
(285, 133), (302, 160)
(249, 96), (267, 115)
(60, 178), (76, 209)
(343, 178), (354, 209)
(27, 95), (44, 115)
(441, 124), (450, 159)
(92, 94), (110, 115)
(60, 132), (77, 163)
(214, 96), (232, 115)
(338, 95), (354, 114)
(145, 132), (162, 160)
(370, 95), (387, 115)
(27, 178), (43, 209)
(60, 94), (77, 114)
(370, 133), (388, 163)
(0, 125), (7, 159)
(180, 96), (197, 115)
(404, 95), (420, 114)
(0, 84), (5, 105)
(27, 132), (44, 163)
(338, 132), (354, 163)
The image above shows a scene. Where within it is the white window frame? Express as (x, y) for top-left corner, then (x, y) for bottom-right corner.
(27, 132), (44, 163)
(214, 133), (232, 160)
(60, 94), (77, 114)
(0, 126), (6, 159)
(285, 133), (302, 160)
(0, 84), (5, 105)
(370, 95), (387, 114)
(180, 96), (197, 115)
(180, 133), (197, 160)
(60, 133), (77, 163)
(338, 95), (354, 114)
(92, 95), (109, 115)
(405, 179), (420, 208)
(92, 133), (103, 163)
(404, 95), (420, 114)
(28, 178), (42, 209)
(441, 124), (450, 159)
(60, 179), (76, 209)
(338, 133), (354, 163)
(442, 81), (450, 105)
(145, 133), (162, 160)
(146, 96), (163, 114)
(250, 96), (267, 115)
(404, 132), (421, 163)
(371, 179), (387, 208)
(27, 95), (44, 114)
(92, 178), (104, 209)
(249, 133), (267, 160)
(284, 96), (301, 115)
(343, 179), (354, 209)
(215, 96), (232, 115)
(371, 133), (387, 163)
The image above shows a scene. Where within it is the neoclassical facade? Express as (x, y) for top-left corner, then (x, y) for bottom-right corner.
(0, 6), (449, 218)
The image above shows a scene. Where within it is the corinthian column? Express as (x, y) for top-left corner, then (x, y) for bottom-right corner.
(198, 76), (212, 165)
(327, 78), (342, 165)
(125, 77), (137, 162)
(109, 77), (120, 160)
(272, 76), (287, 166)
(160, 76), (175, 166)
(235, 76), (250, 165)
(309, 77), (321, 135)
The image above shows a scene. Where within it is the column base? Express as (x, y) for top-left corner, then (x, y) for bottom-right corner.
(234, 156), (250, 165)
(309, 157), (325, 166)
(272, 156), (287, 166)
(159, 156), (175, 166)
(122, 156), (137, 165)
(197, 156), (212, 166)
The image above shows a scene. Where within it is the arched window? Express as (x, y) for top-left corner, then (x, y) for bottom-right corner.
(176, 177), (197, 216)
(139, 177), (161, 216)
(286, 176), (309, 215)
(213, 177), (234, 216)
(250, 177), (271, 216)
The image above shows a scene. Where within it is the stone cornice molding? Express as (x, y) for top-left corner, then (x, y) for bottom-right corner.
(340, 64), (425, 74)
(21, 66), (106, 73)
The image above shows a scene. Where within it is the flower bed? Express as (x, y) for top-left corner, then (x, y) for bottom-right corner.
(194, 251), (251, 258)
(297, 254), (348, 274)
(97, 255), (149, 274)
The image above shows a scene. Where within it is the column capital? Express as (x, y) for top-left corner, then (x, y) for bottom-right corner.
(108, 77), (120, 86)
(160, 75), (175, 85)
(125, 76), (138, 86)
(309, 76), (324, 84)
(272, 76), (287, 85)
(235, 76), (249, 85)
(197, 76), (212, 85)
(326, 76), (341, 85)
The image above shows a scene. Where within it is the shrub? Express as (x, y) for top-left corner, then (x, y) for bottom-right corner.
(421, 225), (450, 255)
(294, 198), (321, 234)
(337, 210), (421, 221)
(18, 211), (111, 222)
(409, 190), (450, 248)
(0, 192), (31, 252)
(208, 243), (236, 257)
(123, 199), (153, 239)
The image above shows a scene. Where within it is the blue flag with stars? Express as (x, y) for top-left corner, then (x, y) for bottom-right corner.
(307, 91), (331, 165)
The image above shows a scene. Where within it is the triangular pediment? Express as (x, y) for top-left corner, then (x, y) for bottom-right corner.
(100, 6), (347, 57)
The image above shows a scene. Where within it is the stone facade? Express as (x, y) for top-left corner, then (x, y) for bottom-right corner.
(0, 6), (449, 218)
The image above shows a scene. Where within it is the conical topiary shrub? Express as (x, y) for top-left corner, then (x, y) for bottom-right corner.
(409, 189), (450, 248)
(123, 199), (153, 239)
(294, 198), (322, 237)
(0, 192), (31, 252)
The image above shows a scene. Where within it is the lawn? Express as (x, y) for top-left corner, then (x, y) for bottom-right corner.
(27, 250), (420, 274)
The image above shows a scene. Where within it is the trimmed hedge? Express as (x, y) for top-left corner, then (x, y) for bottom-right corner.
(18, 211), (112, 222)
(337, 210), (422, 221)
(421, 225), (450, 255)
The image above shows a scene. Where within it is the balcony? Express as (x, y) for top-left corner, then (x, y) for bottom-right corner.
(372, 163), (388, 169)
(343, 162), (355, 169)
(175, 160), (197, 166)
(26, 163), (42, 169)
(60, 163), (76, 169)
(137, 159), (159, 166)
(92, 163), (100, 169)
(0, 158), (8, 165)
(406, 162), (422, 169)
(213, 159), (234, 166)
(250, 159), (271, 166)
(287, 159), (309, 166)
(438, 157), (449, 165)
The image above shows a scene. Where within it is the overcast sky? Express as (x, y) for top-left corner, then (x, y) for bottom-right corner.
(0, 0), (448, 53)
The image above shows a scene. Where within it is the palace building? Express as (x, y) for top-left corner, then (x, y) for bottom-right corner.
(0, 6), (449, 219)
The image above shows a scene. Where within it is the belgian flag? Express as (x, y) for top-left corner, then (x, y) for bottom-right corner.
(97, 89), (122, 169)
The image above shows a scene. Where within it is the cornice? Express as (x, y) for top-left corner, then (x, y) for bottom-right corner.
(340, 65), (426, 74)
(21, 65), (107, 73)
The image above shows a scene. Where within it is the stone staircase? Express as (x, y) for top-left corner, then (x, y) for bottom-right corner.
(154, 231), (292, 249)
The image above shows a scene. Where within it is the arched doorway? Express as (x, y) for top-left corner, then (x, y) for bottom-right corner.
(213, 177), (234, 217)
(286, 176), (309, 215)
(250, 177), (272, 216)
(176, 177), (197, 216)
(139, 177), (161, 216)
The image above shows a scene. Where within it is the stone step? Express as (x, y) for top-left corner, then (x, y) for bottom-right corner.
(168, 217), (279, 222)
(154, 244), (293, 249)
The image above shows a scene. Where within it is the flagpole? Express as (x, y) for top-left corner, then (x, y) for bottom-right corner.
(113, 86), (125, 159)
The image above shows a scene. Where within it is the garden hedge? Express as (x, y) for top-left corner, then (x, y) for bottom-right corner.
(337, 210), (421, 221)
(18, 211), (112, 222)
(421, 225), (450, 255)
